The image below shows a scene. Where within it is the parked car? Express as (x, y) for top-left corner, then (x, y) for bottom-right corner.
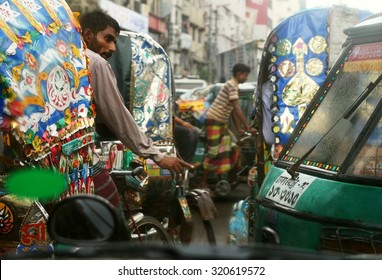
(174, 78), (209, 101)
(175, 77), (208, 91)
(250, 13), (382, 255)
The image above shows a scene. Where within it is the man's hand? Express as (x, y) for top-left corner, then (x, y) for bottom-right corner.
(248, 127), (258, 135)
(175, 116), (194, 130)
(182, 121), (194, 130)
(238, 127), (257, 137)
(155, 155), (194, 179)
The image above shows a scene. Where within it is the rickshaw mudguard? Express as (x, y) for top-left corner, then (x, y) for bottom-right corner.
(256, 166), (382, 229)
(0, 194), (31, 255)
(0, 194), (53, 255)
(186, 188), (218, 221)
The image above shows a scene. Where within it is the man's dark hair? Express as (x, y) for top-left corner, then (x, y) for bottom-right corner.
(232, 63), (251, 76)
(79, 10), (120, 35)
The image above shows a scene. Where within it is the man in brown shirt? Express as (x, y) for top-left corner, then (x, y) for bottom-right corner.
(79, 11), (192, 208)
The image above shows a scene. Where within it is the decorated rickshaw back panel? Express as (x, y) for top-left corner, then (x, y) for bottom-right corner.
(0, 0), (95, 162)
(109, 31), (174, 142)
(258, 7), (371, 148)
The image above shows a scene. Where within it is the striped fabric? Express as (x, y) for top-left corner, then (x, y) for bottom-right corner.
(203, 119), (240, 174)
(93, 162), (120, 208)
(206, 78), (239, 123)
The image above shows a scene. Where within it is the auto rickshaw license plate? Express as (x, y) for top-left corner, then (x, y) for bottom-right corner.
(265, 171), (315, 208)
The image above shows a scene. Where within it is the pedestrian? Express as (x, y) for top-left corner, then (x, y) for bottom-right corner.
(198, 63), (256, 188)
(79, 10), (193, 209)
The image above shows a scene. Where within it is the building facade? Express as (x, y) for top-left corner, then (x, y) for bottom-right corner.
(163, 0), (207, 78)
(66, 0), (309, 83)
(216, 0), (306, 83)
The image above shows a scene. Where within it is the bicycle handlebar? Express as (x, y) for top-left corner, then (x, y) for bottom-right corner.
(237, 131), (257, 144)
(109, 166), (144, 177)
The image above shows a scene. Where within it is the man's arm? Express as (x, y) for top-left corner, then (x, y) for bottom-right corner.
(88, 52), (193, 175)
(231, 109), (244, 134)
(232, 100), (256, 135)
(174, 116), (194, 130)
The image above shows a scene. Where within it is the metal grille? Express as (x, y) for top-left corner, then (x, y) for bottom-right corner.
(320, 226), (382, 254)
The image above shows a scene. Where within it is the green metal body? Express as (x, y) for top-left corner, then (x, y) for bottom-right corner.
(253, 166), (382, 251)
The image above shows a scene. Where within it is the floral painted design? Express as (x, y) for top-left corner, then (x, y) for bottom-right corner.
(25, 53), (38, 70)
(56, 40), (68, 57)
(127, 31), (173, 141)
(0, 0), (95, 161)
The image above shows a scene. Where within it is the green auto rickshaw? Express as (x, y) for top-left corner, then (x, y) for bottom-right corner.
(251, 12), (382, 255)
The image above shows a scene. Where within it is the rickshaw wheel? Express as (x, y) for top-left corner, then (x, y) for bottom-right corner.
(214, 180), (231, 196)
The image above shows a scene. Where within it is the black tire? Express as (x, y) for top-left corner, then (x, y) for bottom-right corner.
(181, 206), (216, 245)
(128, 216), (172, 245)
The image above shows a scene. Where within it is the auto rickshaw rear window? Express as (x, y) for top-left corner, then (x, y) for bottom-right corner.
(347, 116), (382, 178)
(280, 42), (382, 174)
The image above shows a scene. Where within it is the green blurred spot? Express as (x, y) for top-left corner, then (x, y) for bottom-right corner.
(5, 168), (67, 201)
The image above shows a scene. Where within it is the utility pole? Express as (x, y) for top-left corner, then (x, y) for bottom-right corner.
(208, 4), (213, 83)
(207, 3), (230, 84)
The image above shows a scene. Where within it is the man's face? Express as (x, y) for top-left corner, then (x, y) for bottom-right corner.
(85, 26), (118, 59)
(237, 72), (249, 83)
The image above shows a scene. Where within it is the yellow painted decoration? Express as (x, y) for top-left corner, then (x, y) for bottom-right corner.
(12, 62), (25, 82)
(0, 17), (19, 44)
(12, 0), (44, 33)
(40, 0), (61, 27)
(344, 60), (382, 72)
(282, 38), (319, 107)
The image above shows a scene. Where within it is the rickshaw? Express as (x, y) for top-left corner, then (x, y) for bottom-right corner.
(251, 12), (382, 255)
(105, 31), (217, 244)
(176, 82), (257, 197)
(0, 0), (96, 255)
